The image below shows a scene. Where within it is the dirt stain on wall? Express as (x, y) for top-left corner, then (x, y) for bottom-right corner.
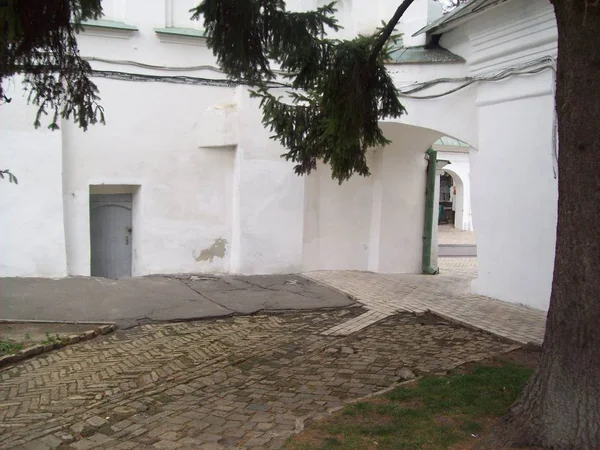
(194, 238), (227, 263)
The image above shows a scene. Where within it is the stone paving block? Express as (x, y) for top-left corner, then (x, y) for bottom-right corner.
(197, 443), (225, 450)
(87, 433), (113, 444)
(195, 433), (222, 443)
(69, 439), (98, 450)
(23, 441), (52, 450)
(175, 437), (204, 446)
(152, 440), (181, 449)
(38, 434), (63, 449)
(112, 443), (138, 450)
(244, 436), (271, 447)
(85, 416), (107, 428)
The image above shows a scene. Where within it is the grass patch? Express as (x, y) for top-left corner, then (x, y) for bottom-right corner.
(285, 361), (533, 450)
(1, 332), (63, 356)
(0, 338), (23, 356)
(41, 332), (62, 345)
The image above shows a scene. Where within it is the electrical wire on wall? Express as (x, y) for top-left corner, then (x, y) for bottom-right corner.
(88, 54), (558, 171)
(391, 55), (559, 178)
(86, 55), (556, 98)
(393, 56), (556, 99)
(91, 70), (290, 88)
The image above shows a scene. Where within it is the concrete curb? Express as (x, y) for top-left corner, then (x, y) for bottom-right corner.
(424, 309), (544, 350)
(0, 319), (116, 325)
(0, 324), (116, 369)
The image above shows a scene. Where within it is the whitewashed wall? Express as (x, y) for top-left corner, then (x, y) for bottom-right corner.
(231, 89), (307, 275)
(388, 64), (478, 147)
(461, 0), (558, 310)
(375, 123), (442, 273)
(302, 122), (444, 273)
(62, 79), (237, 276)
(0, 78), (67, 277)
(470, 74), (557, 311)
(1, 0), (461, 279)
(0, 0), (560, 314)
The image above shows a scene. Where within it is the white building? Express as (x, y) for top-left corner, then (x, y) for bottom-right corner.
(434, 136), (473, 232)
(0, 0), (558, 311)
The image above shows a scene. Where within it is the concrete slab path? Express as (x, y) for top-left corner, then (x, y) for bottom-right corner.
(0, 274), (354, 328)
(1, 258), (546, 347)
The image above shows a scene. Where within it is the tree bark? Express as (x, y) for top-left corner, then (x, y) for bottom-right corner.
(488, 1), (600, 448)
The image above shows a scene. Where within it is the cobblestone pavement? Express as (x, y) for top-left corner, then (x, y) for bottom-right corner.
(0, 310), (516, 450)
(305, 258), (546, 346)
(438, 224), (476, 245)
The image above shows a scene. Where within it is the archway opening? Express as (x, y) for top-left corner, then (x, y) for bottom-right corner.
(432, 137), (476, 259)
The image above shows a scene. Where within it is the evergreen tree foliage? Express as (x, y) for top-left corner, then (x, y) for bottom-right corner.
(193, 0), (410, 182)
(1, 0), (411, 180)
(0, 0), (104, 130)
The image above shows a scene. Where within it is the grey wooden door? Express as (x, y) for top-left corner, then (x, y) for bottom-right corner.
(90, 194), (132, 278)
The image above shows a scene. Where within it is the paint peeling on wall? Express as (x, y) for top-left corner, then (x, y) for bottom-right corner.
(193, 238), (228, 263)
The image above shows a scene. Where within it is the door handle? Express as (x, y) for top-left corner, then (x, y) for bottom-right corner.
(125, 236), (129, 245)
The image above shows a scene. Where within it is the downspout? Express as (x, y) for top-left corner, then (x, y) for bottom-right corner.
(422, 147), (439, 275)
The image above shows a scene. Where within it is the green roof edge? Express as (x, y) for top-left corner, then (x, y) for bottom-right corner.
(154, 27), (207, 38)
(79, 19), (138, 31)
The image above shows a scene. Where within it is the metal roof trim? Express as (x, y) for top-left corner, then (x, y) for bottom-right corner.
(412, 0), (510, 37)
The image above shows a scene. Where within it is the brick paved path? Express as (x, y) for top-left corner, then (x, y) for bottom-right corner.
(0, 310), (515, 449)
(305, 258), (546, 346)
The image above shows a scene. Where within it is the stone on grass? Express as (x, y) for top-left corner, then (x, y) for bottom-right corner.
(396, 367), (416, 381)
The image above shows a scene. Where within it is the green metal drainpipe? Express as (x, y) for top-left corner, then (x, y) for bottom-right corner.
(422, 147), (439, 275)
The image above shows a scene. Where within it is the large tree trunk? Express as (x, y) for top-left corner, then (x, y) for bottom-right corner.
(489, 1), (600, 448)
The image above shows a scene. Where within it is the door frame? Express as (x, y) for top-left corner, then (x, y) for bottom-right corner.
(88, 184), (141, 276)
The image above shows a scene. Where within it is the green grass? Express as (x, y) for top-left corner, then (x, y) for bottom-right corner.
(41, 332), (62, 345)
(0, 338), (24, 356)
(285, 362), (533, 450)
(1, 332), (64, 356)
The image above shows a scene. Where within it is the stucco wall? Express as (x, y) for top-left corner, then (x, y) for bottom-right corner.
(2, 0), (461, 279)
(232, 90), (306, 275)
(302, 123), (444, 275)
(388, 64), (478, 148)
(302, 160), (375, 272)
(466, 0), (558, 310)
(0, 0), (560, 306)
(471, 73), (557, 311)
(0, 79), (67, 277)
(376, 123), (442, 273)
(62, 78), (236, 276)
